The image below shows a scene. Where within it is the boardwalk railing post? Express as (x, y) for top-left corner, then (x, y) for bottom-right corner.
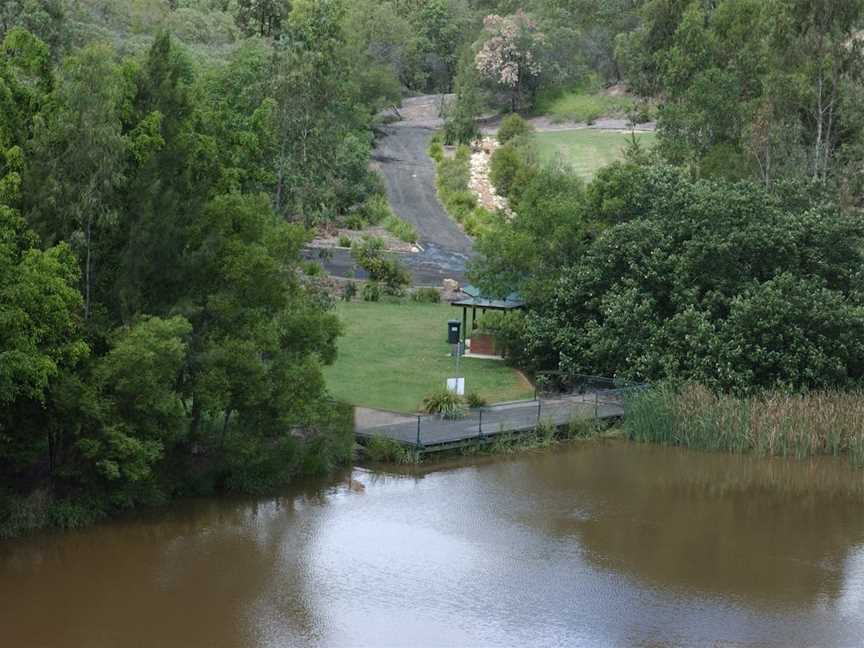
(537, 398), (541, 425)
(416, 415), (421, 450)
(594, 393), (598, 425)
(479, 408), (483, 439)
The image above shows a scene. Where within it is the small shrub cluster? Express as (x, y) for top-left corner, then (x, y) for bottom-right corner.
(383, 214), (418, 243)
(489, 144), (523, 196)
(341, 282), (357, 301)
(411, 287), (441, 303)
(337, 234), (352, 248)
(422, 388), (469, 420)
(339, 191), (393, 233)
(466, 391), (487, 408)
(497, 114), (533, 144)
(362, 281), (381, 302)
(351, 236), (411, 294)
(362, 194), (391, 225)
(344, 214), (365, 230)
(364, 436), (415, 464)
(302, 260), (323, 276)
(429, 139), (445, 163)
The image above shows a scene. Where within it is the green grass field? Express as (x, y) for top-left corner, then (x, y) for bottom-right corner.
(533, 130), (657, 181)
(323, 302), (534, 412)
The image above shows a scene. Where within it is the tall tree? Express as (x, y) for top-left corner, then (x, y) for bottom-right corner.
(475, 10), (545, 111)
(25, 43), (127, 320)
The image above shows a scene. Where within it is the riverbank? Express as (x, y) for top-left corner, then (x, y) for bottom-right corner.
(0, 402), (356, 540)
(626, 384), (864, 466)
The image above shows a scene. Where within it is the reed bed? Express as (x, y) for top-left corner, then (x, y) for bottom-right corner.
(625, 385), (864, 467)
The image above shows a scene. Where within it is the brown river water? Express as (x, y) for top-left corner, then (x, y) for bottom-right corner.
(2, 441), (864, 647)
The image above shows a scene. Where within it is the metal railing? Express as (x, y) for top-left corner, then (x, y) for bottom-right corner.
(356, 390), (627, 452)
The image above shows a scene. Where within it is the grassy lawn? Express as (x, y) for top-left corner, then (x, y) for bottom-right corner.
(533, 130), (657, 181)
(323, 302), (534, 413)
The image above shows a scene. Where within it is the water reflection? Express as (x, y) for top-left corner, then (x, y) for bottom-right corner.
(1, 444), (863, 647)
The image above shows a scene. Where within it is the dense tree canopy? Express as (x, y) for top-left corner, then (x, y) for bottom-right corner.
(0, 7), (367, 535)
(501, 163), (864, 393)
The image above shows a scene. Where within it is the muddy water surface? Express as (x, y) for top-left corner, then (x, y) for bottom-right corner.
(2, 441), (864, 647)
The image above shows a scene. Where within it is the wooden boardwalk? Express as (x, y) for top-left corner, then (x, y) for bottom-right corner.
(356, 393), (625, 453)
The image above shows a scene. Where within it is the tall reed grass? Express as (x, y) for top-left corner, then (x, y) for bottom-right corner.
(625, 385), (864, 466)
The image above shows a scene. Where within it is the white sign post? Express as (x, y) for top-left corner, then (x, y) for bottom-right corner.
(446, 377), (465, 396)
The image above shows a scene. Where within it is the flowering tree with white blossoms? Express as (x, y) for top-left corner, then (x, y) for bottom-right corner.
(475, 10), (544, 112)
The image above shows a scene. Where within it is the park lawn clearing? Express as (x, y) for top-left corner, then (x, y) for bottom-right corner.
(533, 130), (656, 181)
(324, 301), (534, 413)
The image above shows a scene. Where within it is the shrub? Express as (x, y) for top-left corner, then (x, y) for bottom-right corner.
(383, 214), (418, 243)
(428, 140), (445, 162)
(411, 287), (441, 303)
(344, 214), (365, 230)
(497, 114), (533, 144)
(341, 282), (357, 302)
(302, 260), (322, 276)
(466, 392), (487, 408)
(422, 388), (468, 420)
(362, 281), (381, 302)
(364, 436), (414, 464)
(337, 234), (352, 248)
(351, 236), (411, 293)
(463, 207), (498, 237)
(489, 144), (525, 197)
(362, 194), (392, 225)
(477, 311), (531, 368)
(447, 191), (477, 220)
(563, 418), (599, 440)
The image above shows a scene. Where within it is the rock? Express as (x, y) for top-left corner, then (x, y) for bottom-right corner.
(443, 278), (460, 292)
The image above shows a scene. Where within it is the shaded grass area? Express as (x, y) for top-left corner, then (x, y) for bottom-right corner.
(324, 302), (533, 412)
(533, 130), (656, 181)
(626, 385), (864, 466)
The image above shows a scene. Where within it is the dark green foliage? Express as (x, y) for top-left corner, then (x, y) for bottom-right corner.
(532, 163), (864, 394)
(362, 281), (382, 302)
(351, 236), (410, 294)
(470, 164), (588, 302)
(341, 282), (357, 301)
(364, 435), (414, 464)
(497, 114), (532, 145)
(443, 51), (483, 145)
(616, 0), (864, 190)
(489, 143), (525, 196)
(411, 287), (441, 304)
(0, 23), (362, 536)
